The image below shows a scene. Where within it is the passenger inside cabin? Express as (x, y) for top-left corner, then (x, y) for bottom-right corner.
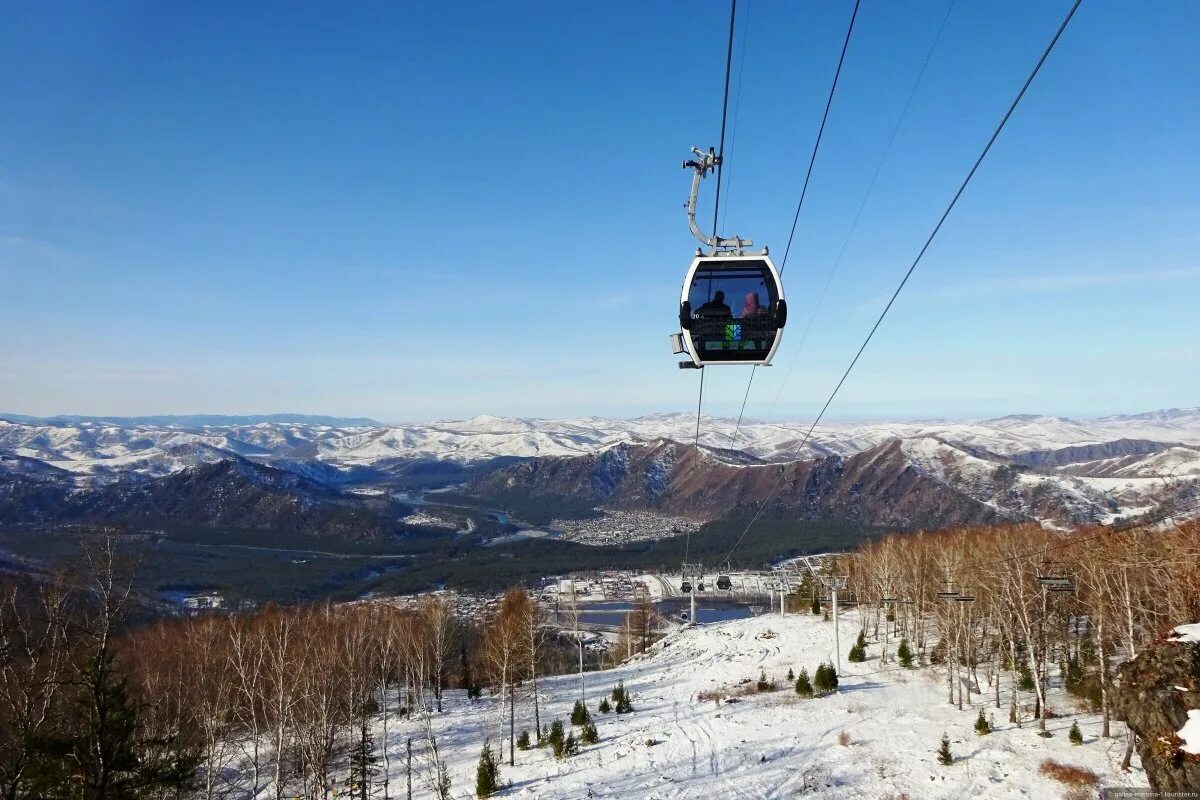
(695, 290), (733, 319)
(741, 292), (767, 317)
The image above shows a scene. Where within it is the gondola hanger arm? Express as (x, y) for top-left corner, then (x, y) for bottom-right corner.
(683, 146), (752, 254)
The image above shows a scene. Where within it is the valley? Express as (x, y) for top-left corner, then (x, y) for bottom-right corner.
(1, 409), (1198, 604)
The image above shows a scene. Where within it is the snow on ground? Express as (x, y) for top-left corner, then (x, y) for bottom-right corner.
(305, 612), (1147, 799)
(1179, 710), (1200, 756)
(1169, 623), (1200, 644)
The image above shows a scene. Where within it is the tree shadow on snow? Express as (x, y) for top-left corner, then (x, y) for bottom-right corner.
(834, 680), (885, 694)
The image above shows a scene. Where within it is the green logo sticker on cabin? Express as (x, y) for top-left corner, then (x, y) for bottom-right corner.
(725, 324), (742, 342)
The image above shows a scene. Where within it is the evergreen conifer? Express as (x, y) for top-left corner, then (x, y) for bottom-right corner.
(795, 667), (813, 698)
(813, 662), (839, 693)
(348, 722), (380, 792)
(475, 740), (501, 798)
(937, 733), (953, 765)
(974, 708), (991, 735)
(1017, 661), (1035, 692)
(897, 638), (914, 668)
(1069, 721), (1083, 745)
(848, 630), (867, 662)
(548, 719), (565, 749)
(614, 681), (634, 713)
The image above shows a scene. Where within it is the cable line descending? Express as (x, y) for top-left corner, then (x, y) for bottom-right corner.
(721, 0), (1085, 565)
(671, 2), (787, 370)
(779, 0), (862, 275)
(760, 0), (957, 430)
(710, 0), (738, 240)
(684, 0), (739, 566)
(718, 0), (753, 237)
(727, 0), (866, 444)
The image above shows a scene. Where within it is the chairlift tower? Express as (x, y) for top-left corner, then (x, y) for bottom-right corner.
(820, 575), (849, 675)
(772, 568), (794, 617)
(681, 562), (703, 624)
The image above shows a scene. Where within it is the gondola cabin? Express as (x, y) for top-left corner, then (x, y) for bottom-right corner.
(716, 575), (732, 591)
(678, 253), (786, 367)
(681, 580), (692, 594)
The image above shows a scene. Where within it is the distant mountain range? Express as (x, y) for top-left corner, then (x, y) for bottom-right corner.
(0, 413), (380, 428)
(1, 408), (1198, 534)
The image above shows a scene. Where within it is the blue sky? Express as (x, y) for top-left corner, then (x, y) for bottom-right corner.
(2, 0), (1197, 423)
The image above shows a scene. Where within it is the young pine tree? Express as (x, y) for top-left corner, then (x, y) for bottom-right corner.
(475, 740), (501, 798)
(1069, 721), (1083, 745)
(974, 708), (991, 735)
(561, 732), (579, 758)
(847, 629), (867, 662)
(547, 719), (565, 749)
(795, 667), (813, 698)
(937, 733), (954, 766)
(848, 642), (866, 663)
(1017, 661), (1036, 692)
(615, 682), (634, 714)
(434, 762), (452, 800)
(756, 668), (770, 692)
(787, 667), (795, 682)
(516, 730), (531, 751)
(581, 721), (599, 744)
(897, 638), (914, 668)
(814, 662), (839, 693)
(811, 592), (821, 616)
(813, 663), (829, 693)
(571, 699), (591, 726)
(598, 697), (612, 714)
(348, 723), (380, 794)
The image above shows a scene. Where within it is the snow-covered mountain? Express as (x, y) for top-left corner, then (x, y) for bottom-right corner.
(5, 408), (1199, 470)
(2, 409), (1197, 527)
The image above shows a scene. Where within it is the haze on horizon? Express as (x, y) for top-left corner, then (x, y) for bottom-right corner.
(3, 1), (1197, 423)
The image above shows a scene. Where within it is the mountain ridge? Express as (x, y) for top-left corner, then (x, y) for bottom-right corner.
(2, 408), (1198, 532)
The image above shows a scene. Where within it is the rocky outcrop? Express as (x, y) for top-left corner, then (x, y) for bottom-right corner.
(1113, 626), (1200, 792)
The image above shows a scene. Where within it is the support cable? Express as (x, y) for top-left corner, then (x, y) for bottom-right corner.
(721, 0), (1084, 565)
(761, 0), (957, 426)
(687, 0), (739, 567)
(779, 0), (862, 275)
(711, 0), (739, 241)
(727, 0), (863, 445)
(719, 0), (753, 237)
